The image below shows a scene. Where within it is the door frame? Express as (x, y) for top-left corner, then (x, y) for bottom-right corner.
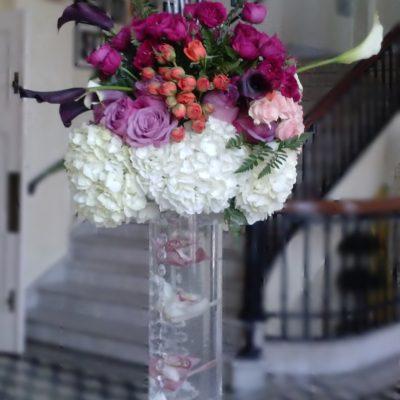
(0, 9), (24, 354)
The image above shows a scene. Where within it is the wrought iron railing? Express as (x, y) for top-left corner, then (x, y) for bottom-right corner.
(240, 24), (400, 355)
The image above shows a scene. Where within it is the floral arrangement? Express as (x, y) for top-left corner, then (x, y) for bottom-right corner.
(19, 0), (383, 229)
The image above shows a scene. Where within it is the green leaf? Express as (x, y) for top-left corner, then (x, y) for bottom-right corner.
(279, 132), (311, 150)
(201, 27), (217, 54)
(257, 151), (288, 179)
(235, 143), (273, 173)
(226, 133), (246, 149)
(220, 59), (242, 74)
(224, 204), (248, 233)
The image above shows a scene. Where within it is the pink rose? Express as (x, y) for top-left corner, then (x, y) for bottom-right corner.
(232, 23), (262, 61)
(276, 118), (304, 140)
(132, 40), (156, 70)
(194, 1), (228, 28)
(86, 44), (122, 76)
(242, 2), (267, 24)
(111, 26), (132, 51)
(125, 96), (178, 147)
(100, 96), (136, 137)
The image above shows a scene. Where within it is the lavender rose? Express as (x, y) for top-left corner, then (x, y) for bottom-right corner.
(126, 96), (178, 147)
(202, 85), (239, 124)
(242, 2), (267, 24)
(100, 96), (136, 137)
(233, 114), (276, 143)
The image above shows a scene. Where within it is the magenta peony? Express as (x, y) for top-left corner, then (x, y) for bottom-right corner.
(281, 66), (302, 102)
(242, 2), (267, 24)
(86, 44), (122, 76)
(133, 40), (156, 70)
(232, 23), (262, 61)
(111, 26), (132, 51)
(100, 96), (136, 137)
(260, 34), (286, 63)
(194, 1), (228, 28)
(125, 96), (178, 147)
(132, 13), (188, 42)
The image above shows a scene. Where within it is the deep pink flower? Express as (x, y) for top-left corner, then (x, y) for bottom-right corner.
(184, 3), (198, 18)
(194, 1), (228, 28)
(202, 86), (239, 124)
(234, 114), (276, 143)
(232, 23), (262, 61)
(125, 96), (177, 147)
(242, 2), (267, 24)
(258, 60), (285, 89)
(100, 96), (136, 137)
(86, 44), (122, 76)
(281, 66), (301, 102)
(133, 40), (156, 71)
(111, 26), (132, 51)
(132, 13), (188, 42)
(260, 34), (286, 63)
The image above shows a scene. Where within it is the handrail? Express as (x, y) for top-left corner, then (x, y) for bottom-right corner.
(304, 24), (400, 130)
(283, 197), (400, 217)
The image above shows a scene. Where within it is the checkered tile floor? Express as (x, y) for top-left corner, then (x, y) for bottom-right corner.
(1, 349), (400, 400)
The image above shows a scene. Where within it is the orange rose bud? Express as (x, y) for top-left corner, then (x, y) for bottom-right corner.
(165, 96), (178, 108)
(176, 92), (196, 105)
(148, 82), (161, 95)
(159, 81), (177, 97)
(192, 118), (206, 133)
(202, 103), (214, 114)
(196, 77), (211, 92)
(171, 126), (185, 142)
(172, 104), (186, 120)
(186, 103), (203, 120)
(213, 74), (230, 91)
(156, 44), (176, 64)
(171, 67), (186, 80)
(184, 40), (207, 62)
(178, 75), (197, 92)
(159, 67), (172, 80)
(142, 67), (156, 80)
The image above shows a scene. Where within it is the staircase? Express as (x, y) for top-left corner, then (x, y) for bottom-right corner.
(27, 223), (245, 364)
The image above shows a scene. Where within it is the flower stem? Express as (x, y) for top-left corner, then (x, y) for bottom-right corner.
(86, 85), (133, 93)
(297, 57), (339, 74)
(120, 67), (138, 81)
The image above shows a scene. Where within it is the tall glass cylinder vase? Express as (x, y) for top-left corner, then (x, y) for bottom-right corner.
(149, 212), (223, 400)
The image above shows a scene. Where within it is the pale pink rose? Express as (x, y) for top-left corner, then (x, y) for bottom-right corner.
(276, 118), (305, 140)
(248, 95), (280, 126)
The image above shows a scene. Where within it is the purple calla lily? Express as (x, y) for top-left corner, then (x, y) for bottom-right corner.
(57, 0), (114, 31)
(60, 98), (90, 127)
(19, 87), (86, 104)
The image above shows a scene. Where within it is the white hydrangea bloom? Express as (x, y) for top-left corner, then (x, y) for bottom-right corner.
(236, 150), (298, 224)
(131, 117), (248, 215)
(65, 124), (157, 227)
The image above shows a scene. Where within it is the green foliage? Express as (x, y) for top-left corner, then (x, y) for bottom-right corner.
(201, 27), (217, 55)
(224, 202), (247, 233)
(130, 0), (155, 19)
(226, 133), (247, 149)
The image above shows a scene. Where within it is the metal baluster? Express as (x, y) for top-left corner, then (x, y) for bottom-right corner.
(280, 215), (289, 339)
(303, 219), (311, 339)
(322, 217), (332, 338)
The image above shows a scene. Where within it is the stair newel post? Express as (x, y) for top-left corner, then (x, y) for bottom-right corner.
(238, 221), (267, 358)
(148, 212), (223, 400)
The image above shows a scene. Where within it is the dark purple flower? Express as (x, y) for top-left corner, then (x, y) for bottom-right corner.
(242, 2), (267, 24)
(238, 69), (272, 100)
(19, 87), (86, 104)
(202, 85), (239, 124)
(260, 34), (286, 63)
(194, 1), (228, 28)
(111, 26), (132, 51)
(232, 22), (262, 61)
(87, 44), (122, 76)
(233, 114), (276, 143)
(132, 13), (188, 42)
(125, 96), (178, 147)
(100, 96), (136, 137)
(57, 0), (113, 31)
(59, 98), (90, 127)
(133, 40), (156, 71)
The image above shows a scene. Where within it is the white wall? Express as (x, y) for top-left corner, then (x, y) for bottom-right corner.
(10, 0), (89, 289)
